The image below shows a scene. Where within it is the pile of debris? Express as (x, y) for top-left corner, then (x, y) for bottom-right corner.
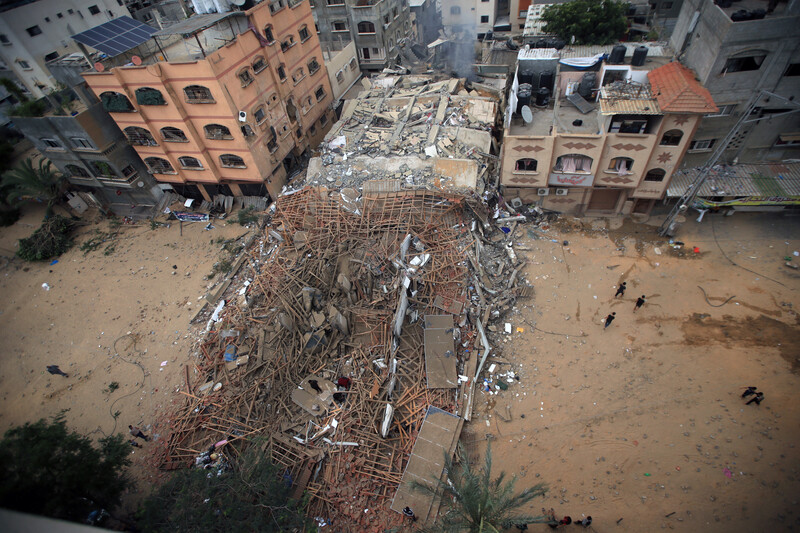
(152, 185), (536, 530)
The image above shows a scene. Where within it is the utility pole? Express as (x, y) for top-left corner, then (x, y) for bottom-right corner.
(658, 90), (800, 237)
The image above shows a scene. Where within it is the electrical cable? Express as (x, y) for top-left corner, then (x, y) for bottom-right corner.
(697, 285), (735, 307)
(710, 216), (787, 288)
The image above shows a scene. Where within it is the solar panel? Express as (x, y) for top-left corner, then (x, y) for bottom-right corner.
(71, 16), (157, 57)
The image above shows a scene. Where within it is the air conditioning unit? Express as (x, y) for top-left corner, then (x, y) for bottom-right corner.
(537, 188), (550, 196)
(555, 188), (568, 196)
(238, 111), (247, 122)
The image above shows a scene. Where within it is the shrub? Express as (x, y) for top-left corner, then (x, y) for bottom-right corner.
(17, 215), (74, 261)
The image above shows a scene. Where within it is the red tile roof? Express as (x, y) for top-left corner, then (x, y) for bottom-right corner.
(647, 62), (718, 114)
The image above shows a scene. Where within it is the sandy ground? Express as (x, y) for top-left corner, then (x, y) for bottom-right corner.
(467, 211), (800, 532)
(1, 201), (798, 531)
(0, 203), (252, 507)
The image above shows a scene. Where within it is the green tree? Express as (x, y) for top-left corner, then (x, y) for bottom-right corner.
(412, 442), (550, 532)
(2, 158), (66, 215)
(542, 0), (628, 45)
(138, 440), (309, 532)
(0, 412), (131, 523)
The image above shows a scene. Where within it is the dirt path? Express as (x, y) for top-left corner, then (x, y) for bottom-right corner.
(467, 212), (800, 531)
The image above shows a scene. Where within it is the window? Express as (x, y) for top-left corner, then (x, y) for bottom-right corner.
(393, 6), (398, 18)
(121, 165), (136, 178)
(643, 168), (666, 182)
(660, 129), (683, 146)
(689, 139), (716, 151)
(308, 57), (320, 75)
(254, 106), (266, 124)
(514, 158), (538, 172)
(241, 124), (255, 138)
(292, 68), (305, 84)
(705, 104), (736, 117)
(268, 93), (279, 106)
(220, 154), (246, 168)
(336, 71), (345, 84)
(144, 157), (175, 174)
(607, 157), (633, 174)
(17, 60), (32, 70)
(269, 0), (285, 13)
(722, 53), (766, 74)
(281, 36), (295, 52)
(88, 5), (100, 14)
(253, 56), (267, 73)
(40, 138), (61, 149)
(68, 9), (73, 14)
(89, 161), (115, 177)
(65, 164), (90, 178)
(43, 51), (58, 62)
(785, 63), (800, 77)
(481, 15), (489, 23)
(309, 124), (316, 135)
(183, 85), (214, 103)
(774, 134), (800, 147)
(350, 58), (358, 71)
(310, 0), (315, 6)
(315, 86), (326, 102)
(315, 23), (320, 32)
(71, 137), (93, 149)
(0, 34), (9, 45)
(278, 65), (286, 80)
(160, 127), (188, 142)
(383, 14), (390, 26)
(327, 0), (344, 5)
(299, 25), (310, 42)
(320, 113), (328, 126)
(26, 26), (42, 37)
(124, 126), (157, 146)
(179, 156), (203, 169)
(357, 21), (375, 34)
(450, 6), (460, 15)
(264, 25), (275, 44)
(135, 87), (166, 105)
(57, 12), (63, 18)
(333, 20), (347, 31)
(238, 68), (254, 87)
(554, 154), (592, 173)
(204, 124), (233, 140)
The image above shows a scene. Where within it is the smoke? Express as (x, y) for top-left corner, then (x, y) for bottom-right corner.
(445, 24), (478, 80)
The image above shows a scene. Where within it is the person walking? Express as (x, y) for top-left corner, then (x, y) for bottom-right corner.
(741, 386), (758, 398)
(129, 425), (149, 441)
(402, 506), (417, 522)
(746, 392), (764, 406)
(614, 282), (627, 298)
(46, 365), (68, 377)
(577, 516), (592, 527)
(634, 295), (646, 311)
(604, 312), (616, 329)
(308, 379), (323, 393)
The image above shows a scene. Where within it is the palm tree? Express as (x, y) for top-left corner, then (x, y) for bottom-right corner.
(2, 158), (66, 216)
(411, 442), (551, 532)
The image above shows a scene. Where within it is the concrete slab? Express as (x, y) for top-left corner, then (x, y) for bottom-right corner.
(423, 315), (457, 389)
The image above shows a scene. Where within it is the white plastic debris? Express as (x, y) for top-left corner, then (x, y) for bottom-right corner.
(504, 323), (512, 334)
(41, 283), (50, 291)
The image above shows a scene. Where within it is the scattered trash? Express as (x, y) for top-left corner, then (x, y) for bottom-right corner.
(160, 361), (168, 367)
(50, 259), (58, 265)
(41, 283), (50, 291)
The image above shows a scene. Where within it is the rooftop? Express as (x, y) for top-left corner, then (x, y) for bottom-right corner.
(716, 0), (792, 22)
(647, 62), (717, 114)
(599, 81), (660, 115)
(668, 162), (800, 198)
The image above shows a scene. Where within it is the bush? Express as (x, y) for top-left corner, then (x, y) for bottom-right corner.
(237, 207), (259, 226)
(10, 99), (48, 118)
(17, 215), (75, 261)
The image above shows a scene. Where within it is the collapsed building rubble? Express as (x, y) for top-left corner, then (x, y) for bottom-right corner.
(152, 183), (537, 530)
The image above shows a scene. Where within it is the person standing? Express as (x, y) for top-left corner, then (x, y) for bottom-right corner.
(577, 516), (592, 527)
(634, 295), (646, 311)
(604, 312), (616, 329)
(614, 282), (627, 298)
(741, 386), (758, 398)
(402, 506), (417, 522)
(129, 425), (149, 441)
(46, 365), (68, 377)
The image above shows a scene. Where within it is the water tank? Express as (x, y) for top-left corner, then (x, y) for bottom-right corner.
(539, 70), (554, 92)
(518, 72), (534, 86)
(730, 9), (750, 20)
(517, 83), (533, 114)
(631, 46), (648, 67)
(578, 72), (596, 99)
(609, 44), (626, 65)
(535, 87), (550, 107)
(750, 8), (766, 19)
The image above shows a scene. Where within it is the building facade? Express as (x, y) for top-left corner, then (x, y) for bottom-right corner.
(441, 0), (496, 37)
(408, 0), (439, 45)
(311, 0), (412, 71)
(323, 41), (362, 102)
(500, 47), (717, 216)
(81, 0), (335, 201)
(0, 0), (133, 98)
(670, 0), (800, 167)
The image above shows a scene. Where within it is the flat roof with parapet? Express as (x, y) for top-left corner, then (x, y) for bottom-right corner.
(151, 11), (246, 37)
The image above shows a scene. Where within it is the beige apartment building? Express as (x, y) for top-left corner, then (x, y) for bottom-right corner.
(81, 0), (334, 201)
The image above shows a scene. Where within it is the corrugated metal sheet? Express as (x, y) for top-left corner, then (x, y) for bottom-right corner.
(559, 42), (672, 59)
(517, 48), (559, 60)
(667, 163), (800, 198)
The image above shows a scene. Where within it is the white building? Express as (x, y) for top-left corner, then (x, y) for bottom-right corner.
(441, 0), (495, 37)
(0, 0), (132, 98)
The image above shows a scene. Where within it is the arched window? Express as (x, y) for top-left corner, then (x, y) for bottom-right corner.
(253, 56), (267, 73)
(514, 158), (538, 172)
(357, 21), (375, 34)
(204, 124), (233, 140)
(254, 106), (266, 124)
(220, 154), (246, 168)
(145, 157), (175, 174)
(124, 126), (157, 146)
(307, 57), (320, 75)
(292, 67), (305, 84)
(160, 127), (188, 142)
(183, 85), (214, 103)
(336, 71), (345, 84)
(100, 91), (134, 112)
(178, 156), (203, 169)
(135, 87), (165, 105)
(89, 161), (115, 177)
(299, 25), (310, 42)
(264, 25), (275, 44)
(238, 68), (254, 87)
(608, 157), (633, 174)
(450, 6), (461, 15)
(281, 36), (295, 52)
(65, 164), (90, 178)
(241, 124), (255, 138)
(644, 168), (666, 182)
(554, 154), (592, 173)
(660, 129), (683, 146)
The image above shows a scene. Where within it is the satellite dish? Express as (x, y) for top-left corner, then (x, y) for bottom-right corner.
(94, 62), (105, 72)
(521, 105), (533, 124)
(131, 55), (142, 65)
